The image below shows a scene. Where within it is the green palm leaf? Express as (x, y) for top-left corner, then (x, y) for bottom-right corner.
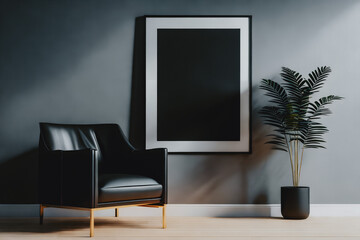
(259, 66), (342, 153)
(308, 95), (343, 120)
(302, 122), (328, 149)
(259, 79), (288, 108)
(259, 106), (288, 152)
(280, 67), (306, 100)
(280, 67), (310, 129)
(259, 66), (342, 186)
(306, 66), (332, 94)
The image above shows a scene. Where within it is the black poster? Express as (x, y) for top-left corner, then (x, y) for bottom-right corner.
(157, 29), (241, 141)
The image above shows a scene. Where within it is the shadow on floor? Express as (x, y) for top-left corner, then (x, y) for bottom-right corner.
(0, 217), (163, 234)
(214, 216), (284, 220)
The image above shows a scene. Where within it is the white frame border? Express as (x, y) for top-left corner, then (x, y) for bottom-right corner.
(146, 16), (251, 152)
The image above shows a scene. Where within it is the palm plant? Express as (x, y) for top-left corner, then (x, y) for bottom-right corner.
(260, 66), (342, 186)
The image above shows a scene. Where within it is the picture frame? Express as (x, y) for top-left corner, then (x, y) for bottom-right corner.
(145, 16), (252, 153)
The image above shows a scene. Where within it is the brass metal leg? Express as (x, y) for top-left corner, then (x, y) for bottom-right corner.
(90, 209), (94, 237)
(162, 204), (167, 229)
(115, 208), (119, 217)
(40, 204), (44, 225)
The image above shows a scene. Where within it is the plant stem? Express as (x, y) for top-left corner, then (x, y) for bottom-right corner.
(296, 139), (299, 186)
(294, 140), (298, 186)
(285, 134), (295, 186)
(299, 146), (304, 182)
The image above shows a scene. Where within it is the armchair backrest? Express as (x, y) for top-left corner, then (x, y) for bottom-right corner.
(39, 123), (134, 173)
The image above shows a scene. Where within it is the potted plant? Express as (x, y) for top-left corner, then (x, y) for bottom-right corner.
(259, 66), (342, 219)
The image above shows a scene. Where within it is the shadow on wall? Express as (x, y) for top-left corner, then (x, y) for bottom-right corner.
(129, 17), (146, 149)
(127, 17), (274, 204)
(171, 86), (273, 204)
(0, 0), (129, 204)
(0, 148), (38, 203)
(0, 0), (128, 98)
(0, 0), (358, 205)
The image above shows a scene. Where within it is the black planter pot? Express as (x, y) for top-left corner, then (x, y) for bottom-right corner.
(281, 186), (310, 219)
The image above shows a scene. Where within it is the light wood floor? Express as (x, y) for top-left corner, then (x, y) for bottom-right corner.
(1, 216), (360, 239)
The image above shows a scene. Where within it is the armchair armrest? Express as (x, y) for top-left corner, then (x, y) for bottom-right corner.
(130, 148), (168, 204)
(39, 148), (98, 208)
(62, 149), (98, 208)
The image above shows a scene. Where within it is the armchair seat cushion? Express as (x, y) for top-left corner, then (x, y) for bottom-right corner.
(98, 174), (162, 203)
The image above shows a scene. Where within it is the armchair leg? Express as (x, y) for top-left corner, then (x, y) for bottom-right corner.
(90, 209), (94, 237)
(115, 208), (119, 217)
(162, 204), (167, 229)
(40, 204), (44, 225)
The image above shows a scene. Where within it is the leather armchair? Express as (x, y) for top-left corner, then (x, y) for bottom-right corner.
(38, 123), (168, 237)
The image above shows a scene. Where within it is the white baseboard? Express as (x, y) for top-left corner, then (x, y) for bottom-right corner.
(1, 204), (360, 218)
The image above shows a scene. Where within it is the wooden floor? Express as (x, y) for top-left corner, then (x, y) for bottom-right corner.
(1, 216), (360, 239)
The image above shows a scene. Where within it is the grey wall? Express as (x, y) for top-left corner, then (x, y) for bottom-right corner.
(0, 0), (359, 204)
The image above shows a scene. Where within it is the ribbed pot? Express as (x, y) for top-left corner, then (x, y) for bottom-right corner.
(281, 186), (310, 219)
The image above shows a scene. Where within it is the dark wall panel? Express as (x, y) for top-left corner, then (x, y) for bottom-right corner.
(0, 0), (357, 204)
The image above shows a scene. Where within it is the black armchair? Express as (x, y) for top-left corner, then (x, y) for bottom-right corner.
(38, 123), (168, 237)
